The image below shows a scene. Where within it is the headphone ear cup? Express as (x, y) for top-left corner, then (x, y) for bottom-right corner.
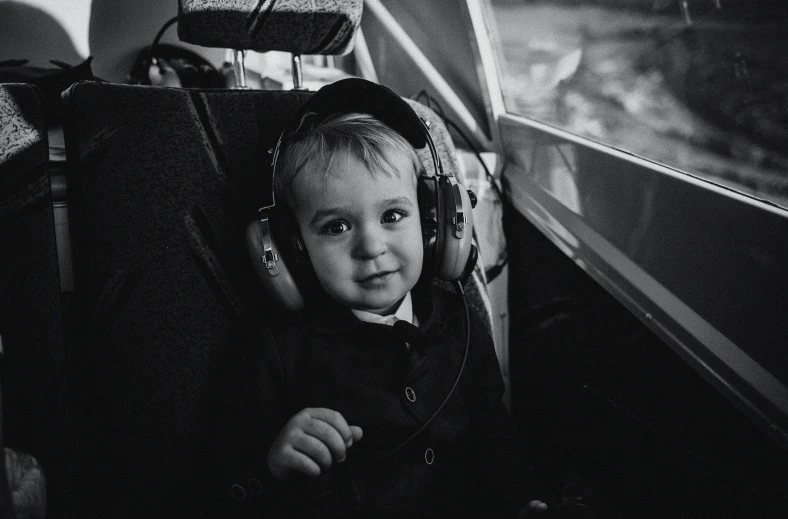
(129, 43), (221, 87)
(147, 59), (183, 88)
(436, 179), (474, 281)
(417, 175), (475, 282)
(246, 218), (305, 311)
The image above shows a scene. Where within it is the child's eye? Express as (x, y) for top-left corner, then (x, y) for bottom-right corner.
(322, 220), (349, 235)
(381, 210), (406, 224)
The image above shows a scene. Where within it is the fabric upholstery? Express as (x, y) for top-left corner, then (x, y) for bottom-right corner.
(178, 0), (363, 55)
(62, 81), (311, 515)
(0, 84), (64, 460)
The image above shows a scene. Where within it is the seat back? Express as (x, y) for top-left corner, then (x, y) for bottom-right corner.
(0, 84), (64, 461)
(61, 83), (310, 515)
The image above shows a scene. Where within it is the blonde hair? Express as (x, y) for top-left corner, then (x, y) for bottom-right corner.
(274, 112), (423, 208)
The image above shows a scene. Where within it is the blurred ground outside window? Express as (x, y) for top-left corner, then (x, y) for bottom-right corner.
(486, 0), (788, 209)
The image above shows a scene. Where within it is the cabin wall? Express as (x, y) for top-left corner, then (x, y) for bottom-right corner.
(361, 0), (491, 143)
(504, 203), (788, 517)
(0, 0), (225, 84)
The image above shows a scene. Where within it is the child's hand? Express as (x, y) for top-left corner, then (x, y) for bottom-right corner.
(519, 500), (548, 518)
(267, 407), (363, 481)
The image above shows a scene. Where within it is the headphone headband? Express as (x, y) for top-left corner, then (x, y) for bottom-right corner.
(286, 78), (427, 149)
(266, 78), (441, 211)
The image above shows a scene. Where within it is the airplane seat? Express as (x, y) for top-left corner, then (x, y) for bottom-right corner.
(56, 2), (358, 517)
(0, 83), (60, 519)
(57, 1), (491, 516)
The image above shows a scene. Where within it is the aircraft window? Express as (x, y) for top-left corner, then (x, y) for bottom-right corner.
(485, 0), (788, 208)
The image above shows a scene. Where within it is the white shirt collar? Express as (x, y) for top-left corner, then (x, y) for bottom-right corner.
(351, 292), (418, 327)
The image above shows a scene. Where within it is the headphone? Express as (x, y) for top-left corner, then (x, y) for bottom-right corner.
(128, 16), (223, 88)
(246, 78), (478, 311)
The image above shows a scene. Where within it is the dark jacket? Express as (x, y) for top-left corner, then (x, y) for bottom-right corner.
(203, 285), (529, 518)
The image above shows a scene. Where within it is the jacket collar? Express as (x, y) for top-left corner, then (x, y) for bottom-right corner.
(350, 292), (416, 327)
(307, 292), (364, 335)
(307, 283), (450, 339)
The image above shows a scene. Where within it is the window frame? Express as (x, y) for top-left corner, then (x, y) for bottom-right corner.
(469, 0), (788, 445)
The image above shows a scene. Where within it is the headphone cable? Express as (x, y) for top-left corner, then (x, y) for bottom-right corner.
(354, 279), (470, 471)
(304, 282), (471, 507)
(146, 15), (179, 75)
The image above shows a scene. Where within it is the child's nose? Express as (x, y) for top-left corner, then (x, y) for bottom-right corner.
(353, 227), (387, 259)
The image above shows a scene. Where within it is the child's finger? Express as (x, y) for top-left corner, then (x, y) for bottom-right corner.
(527, 500), (547, 510)
(302, 416), (349, 463)
(306, 408), (356, 446)
(349, 425), (363, 443)
(291, 432), (334, 471)
(282, 445), (322, 477)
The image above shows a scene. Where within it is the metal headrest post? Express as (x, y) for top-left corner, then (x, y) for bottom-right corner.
(231, 49), (248, 89)
(291, 54), (305, 90)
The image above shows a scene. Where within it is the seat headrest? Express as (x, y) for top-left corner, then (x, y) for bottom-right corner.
(177, 0), (363, 55)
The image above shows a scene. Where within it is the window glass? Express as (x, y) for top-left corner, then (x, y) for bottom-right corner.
(487, 0), (788, 208)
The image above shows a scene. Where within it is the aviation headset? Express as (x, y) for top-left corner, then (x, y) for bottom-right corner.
(127, 16), (222, 88)
(246, 78), (478, 311)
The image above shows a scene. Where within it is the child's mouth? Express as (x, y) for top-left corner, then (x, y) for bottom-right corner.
(358, 270), (396, 285)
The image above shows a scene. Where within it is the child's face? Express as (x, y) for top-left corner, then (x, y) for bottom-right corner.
(292, 148), (423, 315)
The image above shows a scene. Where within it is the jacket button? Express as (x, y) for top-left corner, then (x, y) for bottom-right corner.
(424, 448), (435, 465)
(405, 386), (416, 402)
(248, 477), (263, 495)
(231, 483), (246, 501)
